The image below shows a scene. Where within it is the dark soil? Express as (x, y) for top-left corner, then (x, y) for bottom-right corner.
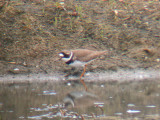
(0, 0), (160, 75)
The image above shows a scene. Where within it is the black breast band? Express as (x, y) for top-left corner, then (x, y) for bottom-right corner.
(66, 54), (74, 65)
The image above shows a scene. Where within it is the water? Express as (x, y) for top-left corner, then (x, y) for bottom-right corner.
(0, 76), (160, 119)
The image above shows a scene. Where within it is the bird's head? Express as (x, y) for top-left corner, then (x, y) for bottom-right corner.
(58, 50), (73, 62)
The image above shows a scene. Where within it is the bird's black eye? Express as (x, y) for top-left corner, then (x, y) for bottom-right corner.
(64, 53), (70, 58)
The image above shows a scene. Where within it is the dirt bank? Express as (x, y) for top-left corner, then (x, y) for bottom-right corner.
(0, 0), (160, 75)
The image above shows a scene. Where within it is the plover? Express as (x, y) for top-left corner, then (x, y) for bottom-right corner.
(59, 49), (107, 91)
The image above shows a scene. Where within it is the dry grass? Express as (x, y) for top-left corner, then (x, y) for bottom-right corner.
(0, 0), (160, 74)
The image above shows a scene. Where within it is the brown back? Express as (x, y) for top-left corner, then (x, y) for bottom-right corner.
(72, 49), (107, 62)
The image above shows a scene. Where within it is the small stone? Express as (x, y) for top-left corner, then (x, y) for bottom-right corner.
(156, 58), (160, 62)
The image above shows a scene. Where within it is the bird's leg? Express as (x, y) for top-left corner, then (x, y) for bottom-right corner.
(80, 79), (88, 91)
(80, 64), (87, 79)
(80, 64), (88, 91)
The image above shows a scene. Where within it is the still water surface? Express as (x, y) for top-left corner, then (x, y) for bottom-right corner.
(0, 77), (160, 120)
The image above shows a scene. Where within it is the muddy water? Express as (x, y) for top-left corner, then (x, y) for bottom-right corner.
(0, 77), (160, 120)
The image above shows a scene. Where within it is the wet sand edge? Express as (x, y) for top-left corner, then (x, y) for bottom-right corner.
(0, 69), (160, 84)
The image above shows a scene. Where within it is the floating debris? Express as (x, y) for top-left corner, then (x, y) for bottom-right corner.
(146, 105), (156, 108)
(13, 68), (20, 71)
(114, 113), (123, 115)
(38, 90), (57, 95)
(67, 82), (71, 86)
(127, 110), (141, 114)
(94, 102), (104, 107)
(100, 84), (104, 87)
(127, 104), (135, 107)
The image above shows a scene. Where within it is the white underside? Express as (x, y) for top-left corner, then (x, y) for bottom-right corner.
(69, 60), (86, 67)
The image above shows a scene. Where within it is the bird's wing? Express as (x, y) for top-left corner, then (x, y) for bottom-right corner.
(73, 49), (107, 62)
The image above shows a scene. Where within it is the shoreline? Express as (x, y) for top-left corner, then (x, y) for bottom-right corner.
(1, 69), (160, 84)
